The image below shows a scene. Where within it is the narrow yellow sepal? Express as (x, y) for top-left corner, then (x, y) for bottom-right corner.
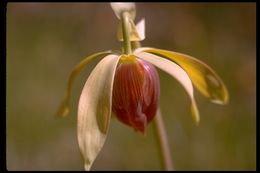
(136, 47), (229, 105)
(56, 51), (113, 117)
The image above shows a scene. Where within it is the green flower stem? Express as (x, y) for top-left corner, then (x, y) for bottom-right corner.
(121, 12), (132, 54)
(153, 109), (174, 170)
(131, 41), (141, 51)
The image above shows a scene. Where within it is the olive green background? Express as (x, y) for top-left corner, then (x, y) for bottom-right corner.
(7, 3), (256, 170)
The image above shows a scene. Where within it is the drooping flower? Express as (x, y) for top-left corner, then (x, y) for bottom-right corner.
(57, 3), (229, 170)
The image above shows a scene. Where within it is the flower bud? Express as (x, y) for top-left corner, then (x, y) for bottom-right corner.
(112, 55), (160, 134)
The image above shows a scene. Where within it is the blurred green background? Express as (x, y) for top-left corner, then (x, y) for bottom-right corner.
(7, 3), (256, 171)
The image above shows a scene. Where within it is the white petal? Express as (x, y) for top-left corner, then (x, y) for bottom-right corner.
(135, 18), (145, 40)
(77, 54), (120, 170)
(110, 2), (136, 20)
(135, 52), (200, 124)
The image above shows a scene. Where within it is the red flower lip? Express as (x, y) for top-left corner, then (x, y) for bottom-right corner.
(112, 55), (160, 134)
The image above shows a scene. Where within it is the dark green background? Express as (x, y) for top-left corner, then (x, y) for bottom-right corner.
(7, 3), (256, 170)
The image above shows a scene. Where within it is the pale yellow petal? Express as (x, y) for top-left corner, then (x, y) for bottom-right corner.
(77, 54), (120, 170)
(135, 47), (229, 105)
(56, 51), (112, 117)
(135, 52), (200, 124)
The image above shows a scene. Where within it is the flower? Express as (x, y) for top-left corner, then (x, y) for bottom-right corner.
(57, 3), (229, 170)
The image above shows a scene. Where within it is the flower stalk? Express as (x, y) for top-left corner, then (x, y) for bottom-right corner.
(121, 12), (132, 54)
(131, 41), (141, 51)
(153, 109), (174, 170)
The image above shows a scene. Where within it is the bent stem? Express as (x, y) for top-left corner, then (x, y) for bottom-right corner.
(153, 108), (174, 170)
(121, 12), (132, 54)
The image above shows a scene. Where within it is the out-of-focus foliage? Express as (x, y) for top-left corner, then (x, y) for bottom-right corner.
(7, 3), (256, 170)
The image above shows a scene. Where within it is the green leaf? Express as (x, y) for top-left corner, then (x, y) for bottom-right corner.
(135, 52), (200, 124)
(56, 51), (112, 117)
(77, 54), (120, 170)
(136, 47), (229, 105)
